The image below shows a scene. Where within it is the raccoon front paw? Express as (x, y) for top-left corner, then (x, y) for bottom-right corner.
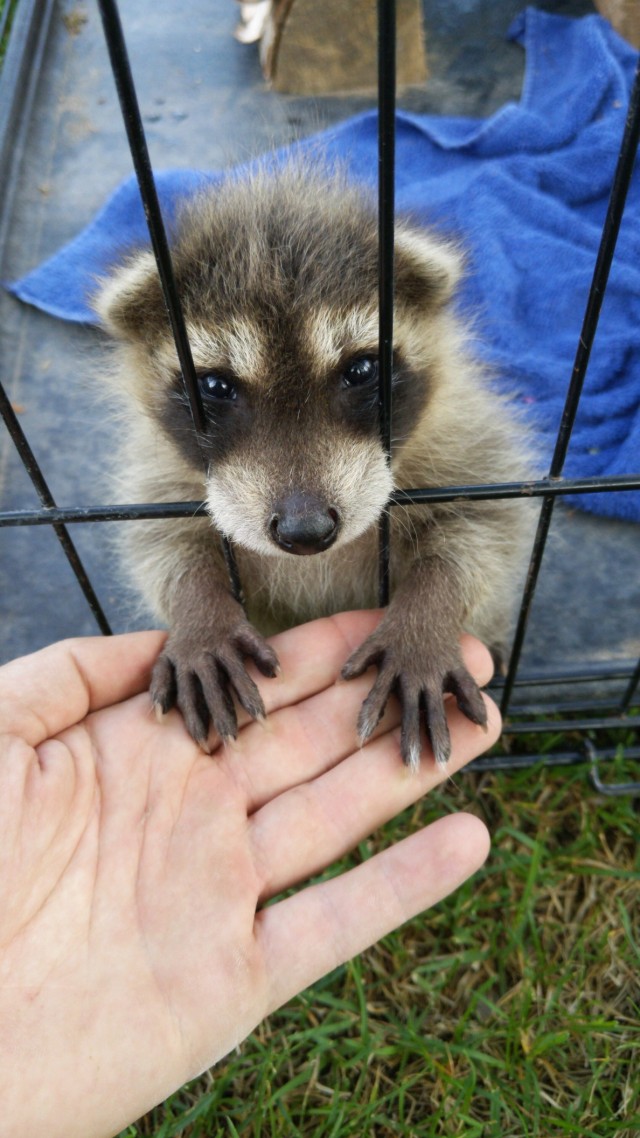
(341, 629), (488, 772)
(150, 623), (280, 751)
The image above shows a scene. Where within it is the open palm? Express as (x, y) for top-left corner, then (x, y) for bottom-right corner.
(0, 611), (498, 1138)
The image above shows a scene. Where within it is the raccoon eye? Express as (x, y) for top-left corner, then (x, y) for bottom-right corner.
(341, 355), (379, 387)
(199, 373), (237, 401)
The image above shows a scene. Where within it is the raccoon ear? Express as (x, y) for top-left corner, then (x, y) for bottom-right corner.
(394, 227), (463, 309)
(92, 251), (167, 341)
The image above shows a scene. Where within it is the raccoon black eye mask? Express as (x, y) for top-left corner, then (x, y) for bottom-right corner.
(92, 164), (535, 770)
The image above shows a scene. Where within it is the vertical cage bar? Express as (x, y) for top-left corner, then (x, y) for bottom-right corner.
(500, 60), (640, 716)
(96, 0), (241, 600)
(377, 0), (396, 607)
(619, 655), (640, 712)
(96, 0), (205, 435)
(0, 380), (112, 634)
(549, 61), (640, 478)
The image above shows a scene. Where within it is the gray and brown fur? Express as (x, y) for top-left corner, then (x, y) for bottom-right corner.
(94, 162), (535, 770)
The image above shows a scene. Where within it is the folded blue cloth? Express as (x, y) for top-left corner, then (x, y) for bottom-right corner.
(7, 8), (640, 521)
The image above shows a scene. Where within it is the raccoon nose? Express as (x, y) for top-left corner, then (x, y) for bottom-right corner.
(269, 493), (339, 555)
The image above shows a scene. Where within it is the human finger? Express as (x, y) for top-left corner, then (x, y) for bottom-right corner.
(226, 610), (386, 728)
(222, 632), (494, 811)
(250, 691), (500, 898)
(0, 631), (166, 746)
(141, 611), (385, 759)
(256, 811), (490, 1013)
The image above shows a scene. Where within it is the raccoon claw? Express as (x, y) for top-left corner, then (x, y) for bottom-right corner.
(150, 626), (279, 751)
(342, 635), (487, 772)
(150, 653), (177, 717)
(444, 667), (489, 730)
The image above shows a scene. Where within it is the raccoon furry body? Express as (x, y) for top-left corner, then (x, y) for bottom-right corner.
(95, 164), (534, 770)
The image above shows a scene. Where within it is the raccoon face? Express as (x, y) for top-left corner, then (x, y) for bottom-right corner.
(94, 166), (462, 558)
(162, 310), (398, 558)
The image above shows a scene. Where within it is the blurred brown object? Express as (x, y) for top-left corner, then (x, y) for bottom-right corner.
(259, 0), (427, 95)
(593, 0), (640, 47)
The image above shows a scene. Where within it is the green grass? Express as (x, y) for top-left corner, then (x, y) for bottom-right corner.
(119, 760), (639, 1138)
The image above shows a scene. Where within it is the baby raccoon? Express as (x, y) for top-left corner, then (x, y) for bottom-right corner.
(94, 163), (533, 770)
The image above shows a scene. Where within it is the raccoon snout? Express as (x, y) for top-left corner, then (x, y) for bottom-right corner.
(269, 493), (339, 556)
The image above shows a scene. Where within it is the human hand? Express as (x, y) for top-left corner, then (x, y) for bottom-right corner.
(0, 611), (499, 1138)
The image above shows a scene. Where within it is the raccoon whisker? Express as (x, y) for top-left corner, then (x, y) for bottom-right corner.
(390, 502), (421, 560)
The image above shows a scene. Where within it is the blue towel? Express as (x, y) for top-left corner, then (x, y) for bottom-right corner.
(7, 8), (640, 522)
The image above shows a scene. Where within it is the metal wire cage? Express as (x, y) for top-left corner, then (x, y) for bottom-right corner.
(0, 0), (639, 790)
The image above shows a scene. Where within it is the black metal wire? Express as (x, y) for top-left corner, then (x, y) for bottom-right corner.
(502, 715), (637, 735)
(391, 472), (640, 505)
(620, 655), (640, 712)
(470, 744), (640, 777)
(500, 57), (640, 718)
(0, 380), (112, 634)
(0, 0), (637, 781)
(0, 502), (207, 526)
(1, 471), (639, 529)
(585, 738), (640, 796)
(506, 696), (638, 717)
(96, 0), (205, 435)
(96, 0), (241, 602)
(494, 658), (637, 687)
(377, 0), (396, 607)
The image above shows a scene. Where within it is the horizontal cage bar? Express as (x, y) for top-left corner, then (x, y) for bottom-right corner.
(1, 472), (639, 529)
